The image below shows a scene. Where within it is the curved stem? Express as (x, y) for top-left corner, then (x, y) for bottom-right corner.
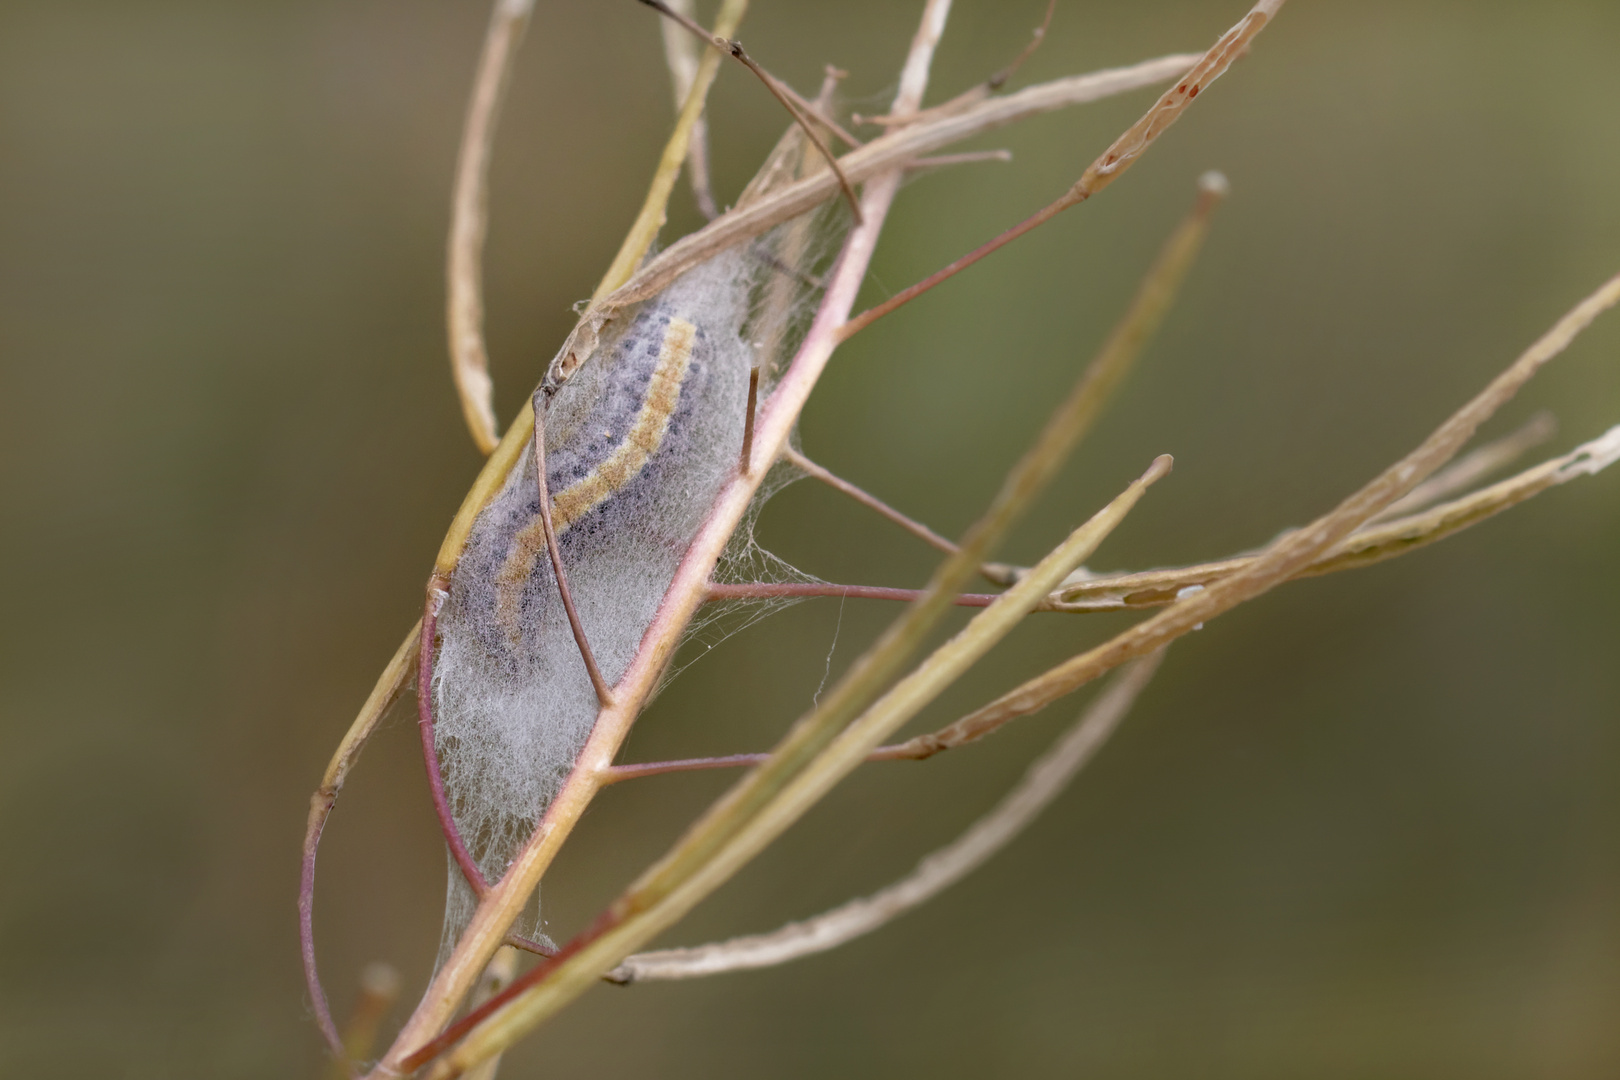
(418, 582), (491, 897)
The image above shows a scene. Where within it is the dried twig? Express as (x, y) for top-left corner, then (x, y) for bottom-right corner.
(1046, 421), (1613, 614)
(1370, 410), (1557, 522)
(300, 627), (418, 1069)
(657, 0), (718, 219)
(837, 8), (1264, 342)
(638, 0), (866, 221)
(782, 445), (960, 556)
(594, 0), (754, 303)
(532, 407), (616, 707)
(608, 650), (1164, 983)
(447, 0), (535, 454)
(856, 0), (1056, 127)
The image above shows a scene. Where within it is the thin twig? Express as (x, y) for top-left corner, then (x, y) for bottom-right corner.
(783, 156), (1227, 588)
(418, 583), (492, 895)
(726, 41), (865, 223)
(639, 0), (862, 148)
(1370, 410), (1557, 522)
(608, 651), (1163, 983)
(782, 445), (959, 555)
(601, 753), (771, 784)
(594, 0), (753, 302)
(740, 368), (759, 474)
(532, 403), (616, 708)
(906, 149), (1014, 171)
(706, 582), (1007, 606)
(504, 934), (558, 958)
(447, 0), (535, 454)
(855, 0), (1056, 128)
(1047, 422), (1612, 613)
(657, 0), (719, 219)
(300, 627), (418, 1072)
(637, 0), (865, 223)
(836, 130), (1233, 343)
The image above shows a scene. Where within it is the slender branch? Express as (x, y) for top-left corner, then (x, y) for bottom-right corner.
(1369, 410), (1556, 522)
(706, 582), (1007, 606)
(503, 934), (558, 958)
(784, 157), (1228, 588)
(594, 0), (754, 302)
(858, 0), (1055, 127)
(418, 583), (491, 896)
(783, 445), (960, 555)
(608, 51), (1203, 311)
(533, 404), (616, 708)
(739, 367), (759, 474)
(657, 0), (718, 219)
(837, 126), (1233, 343)
(986, 0), (1057, 90)
(300, 625), (419, 1072)
(447, 0), (535, 454)
(1049, 421), (1615, 613)
(726, 41), (865, 223)
(608, 650), (1163, 983)
(601, 753), (771, 785)
(897, 272), (1620, 760)
(839, 0), (1276, 339)
(906, 149), (1014, 171)
(637, 0), (865, 222)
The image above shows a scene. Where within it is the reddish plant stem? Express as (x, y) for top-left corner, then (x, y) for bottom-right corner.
(600, 730), (997, 785)
(300, 790), (354, 1075)
(602, 753), (772, 784)
(740, 367), (759, 474)
(505, 933), (559, 958)
(706, 581), (1008, 606)
(533, 405), (616, 707)
(418, 581), (492, 897)
(838, 193), (1075, 342)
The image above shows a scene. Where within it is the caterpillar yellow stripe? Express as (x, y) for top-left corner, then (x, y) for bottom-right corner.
(492, 315), (698, 642)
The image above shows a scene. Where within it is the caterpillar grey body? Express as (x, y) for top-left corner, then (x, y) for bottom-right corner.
(426, 116), (849, 948)
(431, 254), (755, 942)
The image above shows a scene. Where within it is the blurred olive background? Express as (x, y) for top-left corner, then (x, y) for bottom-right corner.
(3, 1), (1618, 1077)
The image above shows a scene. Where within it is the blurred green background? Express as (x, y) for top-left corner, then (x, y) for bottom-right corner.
(2, 1), (1617, 1076)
